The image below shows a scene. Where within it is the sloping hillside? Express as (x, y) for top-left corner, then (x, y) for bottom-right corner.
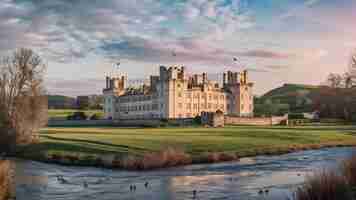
(255, 84), (320, 115)
(262, 84), (319, 100)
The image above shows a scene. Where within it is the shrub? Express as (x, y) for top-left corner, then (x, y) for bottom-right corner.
(341, 154), (356, 186)
(66, 115), (73, 120)
(193, 116), (202, 125)
(66, 112), (88, 120)
(288, 113), (305, 119)
(90, 114), (100, 120)
(293, 170), (352, 200)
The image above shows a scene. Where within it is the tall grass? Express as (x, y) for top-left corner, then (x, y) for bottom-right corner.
(115, 148), (192, 170)
(293, 154), (356, 200)
(0, 161), (11, 200)
(342, 154), (356, 186)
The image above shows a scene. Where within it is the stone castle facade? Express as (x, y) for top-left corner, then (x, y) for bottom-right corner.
(103, 65), (254, 120)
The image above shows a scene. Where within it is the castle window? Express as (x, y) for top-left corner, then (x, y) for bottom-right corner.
(186, 103), (191, 109)
(220, 95), (224, 100)
(193, 103), (198, 109)
(208, 103), (212, 109)
(178, 103), (183, 108)
(152, 104), (158, 110)
(201, 103), (205, 109)
(241, 104), (244, 110)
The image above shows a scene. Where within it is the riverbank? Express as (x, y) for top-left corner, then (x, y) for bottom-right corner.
(0, 160), (12, 200)
(17, 125), (356, 170)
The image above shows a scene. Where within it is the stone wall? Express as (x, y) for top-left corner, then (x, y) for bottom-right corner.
(48, 119), (114, 127)
(0, 160), (12, 200)
(114, 119), (162, 127)
(225, 116), (287, 126)
(48, 116), (287, 127)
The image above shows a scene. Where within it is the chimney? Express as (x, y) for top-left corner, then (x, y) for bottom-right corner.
(202, 73), (207, 83)
(234, 72), (238, 84)
(223, 73), (227, 86)
(106, 76), (110, 89)
(180, 66), (185, 80)
(228, 71), (232, 84)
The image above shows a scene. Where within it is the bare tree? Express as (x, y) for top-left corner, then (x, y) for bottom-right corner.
(0, 48), (47, 153)
(327, 73), (343, 88)
(343, 72), (356, 89)
(349, 50), (356, 75)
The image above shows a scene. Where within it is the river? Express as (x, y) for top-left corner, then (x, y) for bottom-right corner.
(15, 147), (356, 200)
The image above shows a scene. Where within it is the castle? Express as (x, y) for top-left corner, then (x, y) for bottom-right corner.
(103, 66), (254, 120)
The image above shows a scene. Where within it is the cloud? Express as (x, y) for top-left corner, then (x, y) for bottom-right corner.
(305, 0), (321, 7)
(99, 35), (292, 68)
(0, 0), (255, 63)
(264, 65), (290, 70)
(241, 50), (293, 59)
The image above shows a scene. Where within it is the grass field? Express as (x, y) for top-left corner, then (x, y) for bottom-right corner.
(48, 109), (104, 118)
(22, 126), (356, 161)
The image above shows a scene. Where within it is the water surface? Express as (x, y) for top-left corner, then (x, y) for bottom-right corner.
(15, 147), (355, 200)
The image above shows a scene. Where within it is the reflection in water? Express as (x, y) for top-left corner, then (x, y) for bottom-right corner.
(0, 160), (14, 200)
(15, 147), (356, 200)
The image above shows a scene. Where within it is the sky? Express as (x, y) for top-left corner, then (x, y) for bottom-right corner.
(0, 0), (355, 96)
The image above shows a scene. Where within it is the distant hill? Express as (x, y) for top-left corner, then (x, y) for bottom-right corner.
(255, 84), (321, 115)
(262, 84), (320, 100)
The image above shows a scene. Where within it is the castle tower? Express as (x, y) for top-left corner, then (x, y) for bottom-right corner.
(103, 74), (127, 119)
(158, 65), (188, 119)
(224, 70), (254, 117)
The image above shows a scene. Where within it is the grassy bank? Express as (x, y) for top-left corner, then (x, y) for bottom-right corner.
(18, 125), (356, 170)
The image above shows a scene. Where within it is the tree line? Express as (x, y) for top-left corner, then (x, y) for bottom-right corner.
(312, 57), (356, 121)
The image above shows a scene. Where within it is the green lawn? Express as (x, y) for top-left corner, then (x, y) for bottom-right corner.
(48, 109), (104, 118)
(23, 126), (356, 159)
